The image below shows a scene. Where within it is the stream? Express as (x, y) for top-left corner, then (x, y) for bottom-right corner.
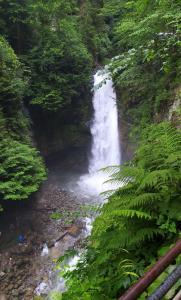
(0, 69), (121, 299)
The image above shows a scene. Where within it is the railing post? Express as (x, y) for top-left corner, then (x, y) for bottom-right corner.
(118, 240), (181, 300)
(147, 264), (181, 300)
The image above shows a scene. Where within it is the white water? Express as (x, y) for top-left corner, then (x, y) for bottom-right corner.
(41, 243), (49, 256)
(79, 70), (121, 194)
(89, 71), (121, 172)
(36, 70), (121, 298)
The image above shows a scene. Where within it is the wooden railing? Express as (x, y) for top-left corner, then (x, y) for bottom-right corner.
(118, 239), (181, 300)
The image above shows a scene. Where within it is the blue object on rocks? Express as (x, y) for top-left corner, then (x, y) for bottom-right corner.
(18, 234), (25, 243)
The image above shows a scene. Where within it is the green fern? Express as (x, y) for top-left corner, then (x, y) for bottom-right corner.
(110, 209), (152, 220)
(130, 193), (161, 207)
(61, 122), (181, 300)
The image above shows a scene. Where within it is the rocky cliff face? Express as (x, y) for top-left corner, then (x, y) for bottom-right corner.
(167, 86), (181, 127)
(32, 116), (91, 157)
(117, 85), (181, 162)
(29, 90), (92, 157)
(119, 116), (135, 162)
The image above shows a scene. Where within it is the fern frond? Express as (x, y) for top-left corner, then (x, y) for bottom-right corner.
(110, 209), (152, 220)
(104, 176), (129, 186)
(138, 169), (179, 191)
(130, 228), (163, 245)
(103, 195), (135, 212)
(100, 189), (119, 198)
(128, 193), (161, 208)
(109, 166), (145, 181)
(100, 165), (121, 175)
(165, 152), (181, 167)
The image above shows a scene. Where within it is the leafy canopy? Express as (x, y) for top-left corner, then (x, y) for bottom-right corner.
(0, 36), (46, 210)
(0, 139), (46, 201)
(103, 0), (181, 129)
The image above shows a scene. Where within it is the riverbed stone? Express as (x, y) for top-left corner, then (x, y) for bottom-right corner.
(0, 271), (5, 278)
(0, 175), (86, 298)
(0, 294), (7, 300)
(11, 289), (19, 297)
(7, 284), (13, 290)
(67, 224), (82, 237)
(49, 246), (63, 259)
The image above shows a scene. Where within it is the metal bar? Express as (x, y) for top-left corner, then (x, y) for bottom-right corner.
(173, 289), (181, 300)
(147, 264), (181, 300)
(118, 239), (181, 300)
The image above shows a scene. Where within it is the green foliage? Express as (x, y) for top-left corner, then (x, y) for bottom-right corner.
(0, 0), (32, 54)
(0, 0), (110, 113)
(0, 139), (46, 201)
(104, 0), (181, 129)
(27, 10), (92, 111)
(0, 36), (46, 210)
(33, 296), (44, 300)
(0, 1), (111, 196)
(60, 122), (180, 300)
(0, 36), (29, 139)
(50, 212), (62, 220)
(78, 0), (111, 62)
(50, 205), (98, 224)
(49, 291), (62, 300)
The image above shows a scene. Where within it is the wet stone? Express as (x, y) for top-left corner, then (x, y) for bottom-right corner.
(67, 224), (82, 237)
(7, 284), (13, 291)
(0, 294), (7, 300)
(0, 180), (85, 298)
(11, 289), (19, 297)
(0, 271), (5, 278)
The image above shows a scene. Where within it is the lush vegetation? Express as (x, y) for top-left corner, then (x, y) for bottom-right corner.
(0, 0), (108, 208)
(26, 2), (92, 111)
(53, 0), (181, 299)
(0, 36), (46, 210)
(0, 0), (180, 298)
(59, 122), (180, 299)
(104, 0), (181, 131)
(0, 0), (109, 111)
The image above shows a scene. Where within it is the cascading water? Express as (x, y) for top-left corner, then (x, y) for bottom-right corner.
(80, 69), (121, 194)
(89, 70), (121, 171)
(37, 69), (121, 298)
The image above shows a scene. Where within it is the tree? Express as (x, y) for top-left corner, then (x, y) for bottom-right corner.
(0, 36), (46, 210)
(104, 0), (181, 130)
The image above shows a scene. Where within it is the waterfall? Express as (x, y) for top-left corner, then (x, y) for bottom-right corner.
(89, 70), (121, 173)
(39, 70), (121, 298)
(79, 70), (121, 194)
